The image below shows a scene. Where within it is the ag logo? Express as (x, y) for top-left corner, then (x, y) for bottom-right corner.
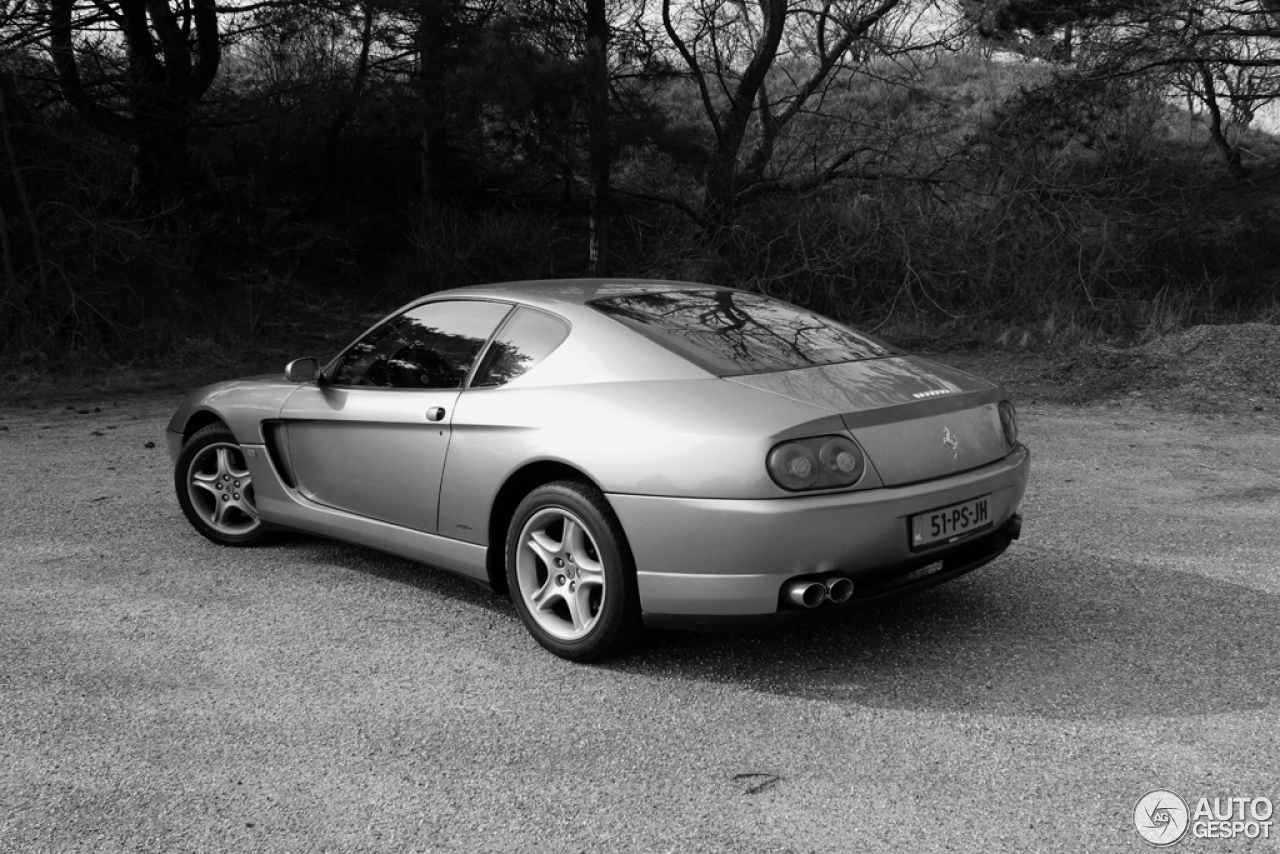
(1135, 790), (1189, 846)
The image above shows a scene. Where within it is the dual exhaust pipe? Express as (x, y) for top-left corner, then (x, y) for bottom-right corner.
(785, 574), (854, 609)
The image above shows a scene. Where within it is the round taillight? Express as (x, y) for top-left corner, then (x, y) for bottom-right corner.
(818, 436), (865, 483)
(768, 435), (867, 492)
(767, 443), (820, 490)
(999, 400), (1018, 448)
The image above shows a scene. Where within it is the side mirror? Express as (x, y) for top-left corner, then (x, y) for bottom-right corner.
(284, 357), (320, 383)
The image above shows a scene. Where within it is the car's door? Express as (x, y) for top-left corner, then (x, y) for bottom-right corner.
(279, 299), (513, 532)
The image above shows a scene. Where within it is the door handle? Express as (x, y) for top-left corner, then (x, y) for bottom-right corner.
(426, 406), (446, 422)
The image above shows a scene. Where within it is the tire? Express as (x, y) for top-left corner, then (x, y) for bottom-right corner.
(506, 480), (643, 661)
(174, 422), (271, 547)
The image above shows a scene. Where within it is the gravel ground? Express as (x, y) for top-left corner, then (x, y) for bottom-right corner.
(1027, 323), (1280, 415)
(2, 343), (1279, 853)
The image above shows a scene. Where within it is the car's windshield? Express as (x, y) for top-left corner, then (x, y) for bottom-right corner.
(589, 289), (900, 377)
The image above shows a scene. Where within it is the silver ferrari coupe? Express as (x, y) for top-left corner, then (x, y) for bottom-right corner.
(168, 280), (1030, 660)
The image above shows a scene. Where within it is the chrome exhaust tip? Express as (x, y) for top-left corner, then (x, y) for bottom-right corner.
(785, 579), (827, 609)
(823, 575), (854, 604)
(1006, 512), (1023, 541)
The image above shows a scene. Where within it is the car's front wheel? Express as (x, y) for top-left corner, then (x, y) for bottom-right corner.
(506, 481), (643, 661)
(175, 422), (270, 547)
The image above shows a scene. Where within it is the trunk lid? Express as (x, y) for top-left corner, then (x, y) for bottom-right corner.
(727, 356), (1011, 486)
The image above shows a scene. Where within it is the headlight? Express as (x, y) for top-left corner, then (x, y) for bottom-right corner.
(768, 435), (866, 492)
(998, 400), (1018, 448)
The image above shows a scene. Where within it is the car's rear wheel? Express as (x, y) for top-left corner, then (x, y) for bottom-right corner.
(506, 481), (643, 661)
(175, 422), (270, 547)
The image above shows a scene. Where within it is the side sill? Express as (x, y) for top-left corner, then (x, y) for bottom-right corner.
(244, 445), (491, 586)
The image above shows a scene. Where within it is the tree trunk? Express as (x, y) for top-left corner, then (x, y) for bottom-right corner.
(324, 2), (376, 187)
(417, 0), (450, 217)
(584, 0), (611, 276)
(1197, 62), (1246, 178)
(134, 91), (193, 198)
(701, 152), (738, 236)
(0, 80), (48, 295)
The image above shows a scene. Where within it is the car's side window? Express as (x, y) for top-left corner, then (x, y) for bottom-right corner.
(332, 301), (512, 389)
(470, 308), (571, 388)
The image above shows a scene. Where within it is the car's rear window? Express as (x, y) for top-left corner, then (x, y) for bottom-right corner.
(589, 289), (900, 377)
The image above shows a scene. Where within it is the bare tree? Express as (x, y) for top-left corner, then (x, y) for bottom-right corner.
(657, 0), (914, 231)
(963, 0), (1280, 174)
(45, 0), (222, 197)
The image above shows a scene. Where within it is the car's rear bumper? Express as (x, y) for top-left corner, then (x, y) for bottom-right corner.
(640, 521), (1017, 630)
(608, 444), (1030, 623)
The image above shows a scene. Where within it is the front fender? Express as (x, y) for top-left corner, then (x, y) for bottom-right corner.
(167, 375), (298, 446)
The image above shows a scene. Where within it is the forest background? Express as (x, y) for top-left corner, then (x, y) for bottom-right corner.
(1, 0), (1279, 381)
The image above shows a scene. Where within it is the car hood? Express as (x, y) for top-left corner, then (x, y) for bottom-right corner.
(727, 356), (1012, 486)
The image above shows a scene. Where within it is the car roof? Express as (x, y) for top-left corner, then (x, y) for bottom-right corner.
(426, 278), (731, 311)
(365, 279), (728, 385)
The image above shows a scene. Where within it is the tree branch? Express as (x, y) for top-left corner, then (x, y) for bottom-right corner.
(662, 0), (724, 147)
(613, 185), (708, 227)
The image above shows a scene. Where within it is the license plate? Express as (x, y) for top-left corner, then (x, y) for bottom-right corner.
(911, 495), (993, 550)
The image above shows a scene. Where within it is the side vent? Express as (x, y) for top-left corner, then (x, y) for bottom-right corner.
(262, 421), (297, 489)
